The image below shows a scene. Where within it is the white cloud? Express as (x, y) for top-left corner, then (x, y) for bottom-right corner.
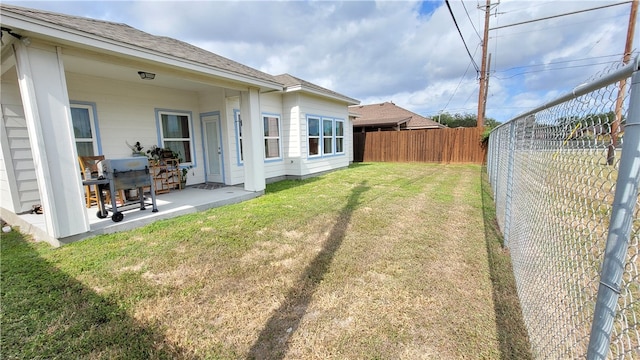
(4, 0), (639, 122)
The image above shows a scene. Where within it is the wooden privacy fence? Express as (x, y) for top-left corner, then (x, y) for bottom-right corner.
(353, 127), (487, 164)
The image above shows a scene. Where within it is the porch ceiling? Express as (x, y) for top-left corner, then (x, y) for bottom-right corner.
(63, 52), (233, 93)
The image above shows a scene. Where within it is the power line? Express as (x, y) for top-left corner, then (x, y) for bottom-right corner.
(442, 56), (476, 113)
(491, 13), (627, 39)
(489, 1), (631, 31)
(494, 54), (625, 73)
(461, 0), (482, 41)
(493, 60), (620, 79)
(445, 0), (480, 73)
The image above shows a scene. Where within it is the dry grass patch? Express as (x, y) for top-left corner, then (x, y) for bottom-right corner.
(2, 163), (530, 359)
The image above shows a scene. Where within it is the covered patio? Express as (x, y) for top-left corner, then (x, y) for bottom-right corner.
(8, 185), (261, 246)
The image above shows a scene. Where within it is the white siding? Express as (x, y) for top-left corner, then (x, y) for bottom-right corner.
(197, 88), (225, 184)
(260, 92), (287, 180)
(66, 73), (206, 185)
(0, 80), (39, 213)
(225, 96), (244, 185)
(298, 94), (351, 176)
(67, 73), (197, 154)
(282, 93), (302, 174)
(2, 70), (353, 221)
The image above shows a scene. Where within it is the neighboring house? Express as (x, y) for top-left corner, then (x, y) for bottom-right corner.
(350, 102), (444, 132)
(0, 4), (358, 243)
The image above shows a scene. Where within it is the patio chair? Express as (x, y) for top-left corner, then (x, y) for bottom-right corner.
(78, 155), (124, 208)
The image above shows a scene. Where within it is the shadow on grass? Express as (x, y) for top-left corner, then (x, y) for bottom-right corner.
(247, 181), (370, 360)
(265, 176), (322, 194)
(480, 166), (533, 360)
(1, 231), (189, 359)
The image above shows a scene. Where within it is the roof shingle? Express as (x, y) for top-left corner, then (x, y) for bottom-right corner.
(1, 3), (278, 84)
(274, 73), (359, 105)
(2, 3), (360, 104)
(349, 102), (444, 129)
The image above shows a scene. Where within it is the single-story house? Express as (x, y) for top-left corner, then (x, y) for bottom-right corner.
(350, 101), (444, 132)
(0, 4), (359, 245)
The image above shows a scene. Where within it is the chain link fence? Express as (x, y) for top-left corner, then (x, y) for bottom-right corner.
(487, 57), (640, 359)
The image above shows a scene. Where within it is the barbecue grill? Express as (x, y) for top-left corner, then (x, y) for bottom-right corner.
(96, 157), (158, 222)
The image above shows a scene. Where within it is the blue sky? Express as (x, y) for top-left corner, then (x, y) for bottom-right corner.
(3, 0), (638, 123)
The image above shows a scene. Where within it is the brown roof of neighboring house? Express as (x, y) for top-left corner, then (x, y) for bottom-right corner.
(274, 74), (359, 105)
(349, 102), (444, 129)
(1, 4), (279, 86)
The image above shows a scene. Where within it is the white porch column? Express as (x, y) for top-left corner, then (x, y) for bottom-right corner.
(239, 88), (265, 192)
(13, 41), (89, 238)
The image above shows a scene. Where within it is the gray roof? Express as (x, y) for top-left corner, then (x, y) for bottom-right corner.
(2, 4), (360, 104)
(274, 73), (359, 105)
(1, 3), (279, 85)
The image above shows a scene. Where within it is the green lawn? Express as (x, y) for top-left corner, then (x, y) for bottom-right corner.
(1, 163), (530, 359)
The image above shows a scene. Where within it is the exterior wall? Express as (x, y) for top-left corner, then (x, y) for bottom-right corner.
(297, 94), (352, 176)
(66, 73), (205, 185)
(282, 93), (302, 174)
(0, 79), (39, 213)
(260, 92), (287, 180)
(224, 95), (243, 185)
(220, 90), (356, 185)
(197, 88), (226, 183)
(2, 69), (354, 219)
(347, 118), (354, 163)
(13, 41), (89, 238)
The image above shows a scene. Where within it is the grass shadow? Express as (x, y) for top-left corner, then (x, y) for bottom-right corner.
(1, 231), (189, 359)
(266, 164), (371, 195)
(480, 166), (534, 360)
(247, 181), (370, 359)
(265, 176), (323, 194)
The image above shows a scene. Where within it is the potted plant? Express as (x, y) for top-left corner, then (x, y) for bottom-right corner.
(180, 167), (190, 189)
(146, 145), (168, 163)
(126, 141), (145, 157)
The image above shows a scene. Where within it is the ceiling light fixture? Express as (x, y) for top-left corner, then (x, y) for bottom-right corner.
(137, 71), (156, 80)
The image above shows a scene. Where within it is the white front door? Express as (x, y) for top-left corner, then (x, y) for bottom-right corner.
(202, 114), (223, 183)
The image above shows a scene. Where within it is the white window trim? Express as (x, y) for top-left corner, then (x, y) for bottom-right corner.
(335, 119), (345, 154)
(307, 116), (321, 158)
(70, 102), (101, 156)
(234, 109), (243, 166)
(307, 115), (346, 159)
(263, 113), (282, 161)
(322, 118), (334, 156)
(156, 109), (195, 166)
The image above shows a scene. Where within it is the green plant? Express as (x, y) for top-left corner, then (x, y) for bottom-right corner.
(126, 141), (145, 156)
(481, 127), (492, 145)
(180, 166), (192, 184)
(146, 145), (175, 162)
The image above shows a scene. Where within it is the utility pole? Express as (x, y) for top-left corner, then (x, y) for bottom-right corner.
(608, 0), (637, 165)
(482, 53), (492, 124)
(477, 0), (492, 128)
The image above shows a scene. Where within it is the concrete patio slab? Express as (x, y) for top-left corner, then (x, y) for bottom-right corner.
(5, 185), (262, 246)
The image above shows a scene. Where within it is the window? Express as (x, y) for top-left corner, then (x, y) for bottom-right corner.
(71, 104), (98, 157)
(308, 117), (320, 157)
(307, 116), (346, 158)
(235, 110), (243, 164)
(323, 119), (334, 155)
(263, 114), (281, 159)
(159, 111), (193, 164)
(335, 120), (344, 153)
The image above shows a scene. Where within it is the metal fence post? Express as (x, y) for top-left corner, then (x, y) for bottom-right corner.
(587, 66), (640, 359)
(490, 132), (498, 197)
(503, 121), (517, 247)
